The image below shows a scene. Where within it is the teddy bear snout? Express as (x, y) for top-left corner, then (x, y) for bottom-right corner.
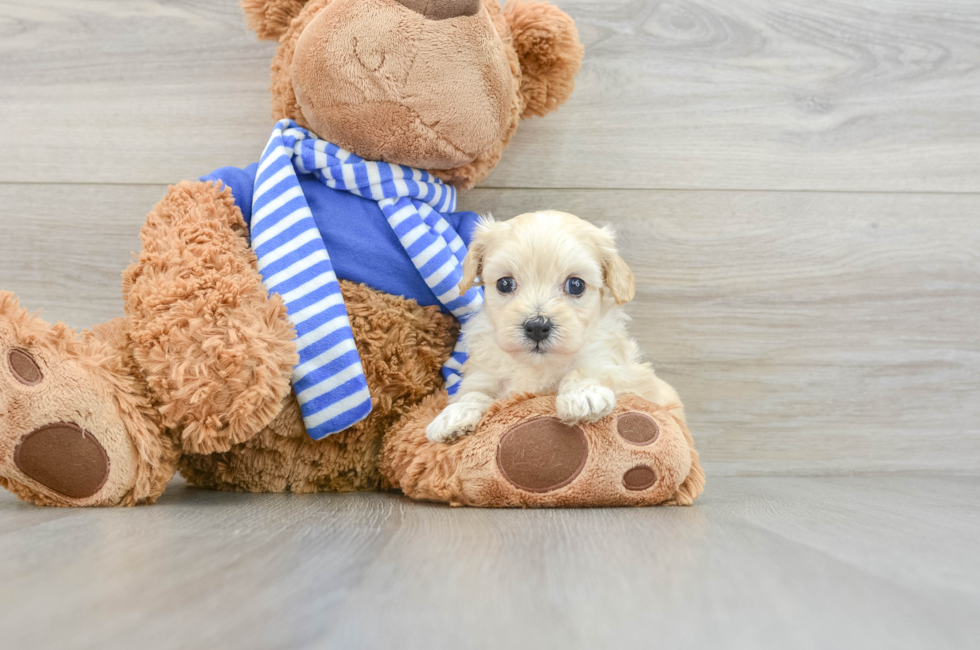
(289, 0), (514, 172)
(392, 0), (481, 21)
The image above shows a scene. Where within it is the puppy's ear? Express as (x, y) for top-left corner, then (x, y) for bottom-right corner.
(596, 226), (636, 306)
(459, 215), (498, 293)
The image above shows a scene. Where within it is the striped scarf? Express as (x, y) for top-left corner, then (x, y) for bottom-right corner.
(251, 119), (483, 440)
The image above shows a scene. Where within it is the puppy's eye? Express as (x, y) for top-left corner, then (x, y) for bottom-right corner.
(496, 277), (517, 294)
(565, 277), (586, 296)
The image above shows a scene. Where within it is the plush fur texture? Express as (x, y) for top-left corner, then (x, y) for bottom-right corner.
(289, 0), (514, 170)
(266, 0), (581, 189)
(0, 295), (179, 507)
(242, 0), (312, 40)
(384, 392), (703, 507)
(179, 280), (458, 493)
(0, 0), (703, 509)
(504, 1), (583, 118)
(123, 180), (298, 456)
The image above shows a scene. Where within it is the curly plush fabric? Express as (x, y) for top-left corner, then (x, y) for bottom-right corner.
(178, 281), (458, 493)
(266, 0), (580, 189)
(504, 0), (584, 118)
(0, 0), (652, 509)
(123, 181), (298, 456)
(0, 294), (179, 507)
(241, 0), (313, 40)
(381, 392), (704, 507)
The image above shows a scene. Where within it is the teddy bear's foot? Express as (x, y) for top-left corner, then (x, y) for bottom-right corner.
(382, 392), (704, 507)
(0, 293), (177, 507)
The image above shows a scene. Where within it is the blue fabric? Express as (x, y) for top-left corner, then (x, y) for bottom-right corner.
(200, 121), (484, 439)
(202, 164), (482, 311)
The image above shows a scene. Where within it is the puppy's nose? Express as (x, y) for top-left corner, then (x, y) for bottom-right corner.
(393, 0), (481, 20)
(523, 316), (553, 343)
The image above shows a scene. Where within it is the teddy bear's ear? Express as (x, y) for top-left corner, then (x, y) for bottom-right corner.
(241, 0), (312, 41)
(503, 1), (585, 119)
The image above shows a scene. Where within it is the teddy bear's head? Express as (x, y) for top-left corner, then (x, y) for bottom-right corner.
(242, 0), (583, 188)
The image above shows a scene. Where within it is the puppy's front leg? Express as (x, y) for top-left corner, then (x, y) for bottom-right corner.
(556, 369), (617, 424)
(426, 373), (497, 443)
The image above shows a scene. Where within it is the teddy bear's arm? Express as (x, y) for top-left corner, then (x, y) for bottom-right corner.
(122, 180), (299, 455)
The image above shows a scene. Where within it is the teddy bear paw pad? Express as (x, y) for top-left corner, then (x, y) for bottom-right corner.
(1, 298), (143, 507)
(14, 423), (111, 499)
(496, 417), (588, 493)
(8, 348), (43, 385)
(622, 464), (657, 491)
(616, 412), (659, 446)
(389, 394), (696, 507)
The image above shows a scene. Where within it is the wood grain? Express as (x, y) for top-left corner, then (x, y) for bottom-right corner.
(0, 477), (977, 650)
(1, 2), (977, 647)
(462, 188), (980, 475)
(498, 0), (980, 192)
(0, 0), (278, 185)
(0, 184), (158, 327)
(1, 0), (979, 191)
(3, 183), (977, 475)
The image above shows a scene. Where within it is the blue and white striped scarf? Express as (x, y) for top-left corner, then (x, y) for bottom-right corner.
(251, 119), (483, 440)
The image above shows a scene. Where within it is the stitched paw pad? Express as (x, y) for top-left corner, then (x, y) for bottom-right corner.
(496, 417), (588, 492)
(0, 294), (140, 506)
(15, 422), (110, 499)
(390, 393), (699, 507)
(488, 397), (691, 505)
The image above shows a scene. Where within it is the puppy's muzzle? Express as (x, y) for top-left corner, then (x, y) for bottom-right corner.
(523, 316), (553, 344)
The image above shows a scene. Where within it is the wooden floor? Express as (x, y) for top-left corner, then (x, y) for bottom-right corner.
(1, 476), (978, 650)
(1, 1), (978, 647)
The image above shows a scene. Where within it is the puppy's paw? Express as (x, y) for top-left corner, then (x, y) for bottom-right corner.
(557, 384), (617, 424)
(426, 403), (485, 443)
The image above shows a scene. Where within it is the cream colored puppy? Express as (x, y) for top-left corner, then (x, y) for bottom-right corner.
(426, 210), (682, 443)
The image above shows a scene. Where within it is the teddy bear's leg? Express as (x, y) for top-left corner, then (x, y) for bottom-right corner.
(658, 412), (705, 506)
(123, 180), (298, 455)
(0, 293), (179, 506)
(382, 393), (704, 507)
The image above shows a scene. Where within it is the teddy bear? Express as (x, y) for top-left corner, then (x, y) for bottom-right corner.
(0, 0), (703, 508)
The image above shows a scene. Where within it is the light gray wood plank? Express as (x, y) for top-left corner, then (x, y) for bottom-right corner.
(496, 0), (980, 192)
(0, 184), (161, 327)
(721, 476), (980, 597)
(464, 188), (980, 475)
(2, 183), (978, 474)
(324, 477), (980, 650)
(1, 0), (979, 191)
(0, 0), (278, 185)
(0, 484), (398, 650)
(0, 477), (978, 650)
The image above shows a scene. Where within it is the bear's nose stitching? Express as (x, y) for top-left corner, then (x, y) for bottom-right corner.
(392, 0), (481, 20)
(523, 316), (553, 343)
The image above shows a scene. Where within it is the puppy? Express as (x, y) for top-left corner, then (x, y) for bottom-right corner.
(425, 210), (683, 443)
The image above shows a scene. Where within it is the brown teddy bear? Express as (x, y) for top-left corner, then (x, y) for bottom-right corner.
(0, 0), (703, 508)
